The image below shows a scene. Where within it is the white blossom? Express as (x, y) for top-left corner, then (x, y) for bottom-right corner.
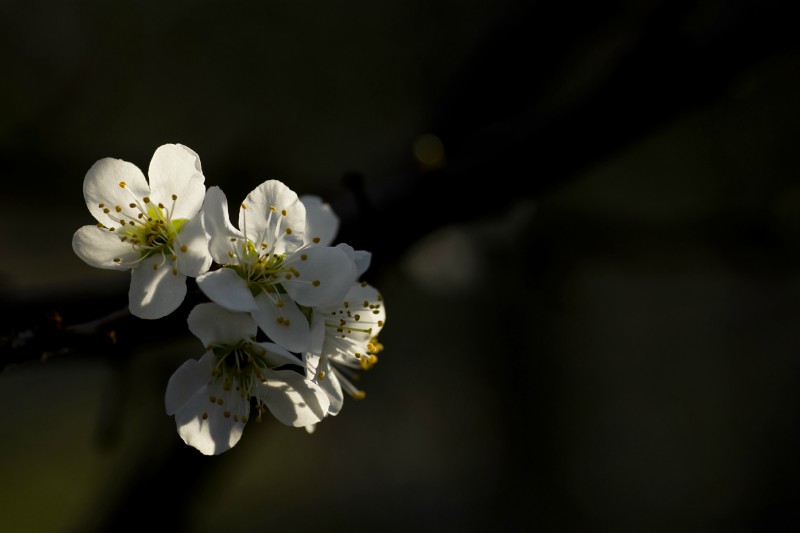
(72, 144), (211, 319)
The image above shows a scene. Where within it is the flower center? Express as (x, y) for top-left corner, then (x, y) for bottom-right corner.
(225, 241), (295, 297)
(100, 184), (189, 272)
(222, 203), (303, 297)
(207, 339), (293, 423)
(124, 204), (186, 259)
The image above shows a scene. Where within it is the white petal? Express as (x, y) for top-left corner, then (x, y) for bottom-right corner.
(319, 364), (345, 416)
(72, 225), (139, 270)
(187, 302), (257, 347)
(147, 144), (206, 219)
(174, 382), (249, 455)
(283, 245), (356, 307)
(353, 250), (372, 277)
(83, 157), (150, 227)
(196, 268), (258, 312)
(258, 368), (330, 427)
(240, 180), (305, 254)
(202, 186), (245, 264)
(304, 350), (322, 381)
(253, 341), (304, 368)
(300, 194), (339, 246)
(304, 351), (343, 415)
(251, 292), (311, 353)
(175, 214), (212, 277)
(342, 282), (387, 331)
(307, 312), (327, 358)
(165, 353), (212, 415)
(129, 259), (187, 319)
(332, 243), (371, 277)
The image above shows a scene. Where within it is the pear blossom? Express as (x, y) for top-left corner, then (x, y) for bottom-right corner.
(165, 302), (330, 455)
(197, 181), (356, 353)
(305, 281), (386, 417)
(72, 144), (212, 319)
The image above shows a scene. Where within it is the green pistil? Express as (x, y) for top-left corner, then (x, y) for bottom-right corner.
(226, 249), (290, 297)
(125, 205), (186, 258)
(211, 340), (273, 396)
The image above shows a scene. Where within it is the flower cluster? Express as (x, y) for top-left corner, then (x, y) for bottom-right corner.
(72, 144), (386, 455)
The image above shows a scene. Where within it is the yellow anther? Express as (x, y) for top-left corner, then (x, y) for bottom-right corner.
(312, 237), (320, 243)
(230, 237), (237, 242)
(152, 263), (158, 270)
(103, 208), (110, 214)
(312, 280), (320, 287)
(143, 196), (151, 203)
(378, 320), (384, 327)
(242, 203), (247, 210)
(300, 254), (308, 261)
(172, 194), (177, 200)
(276, 300), (284, 308)
(171, 254), (177, 261)
(98, 203), (105, 208)
(352, 390), (366, 400)
(343, 301), (350, 308)
(202, 412), (208, 420)
(233, 415), (239, 422)
(269, 205), (276, 212)
(227, 251), (234, 258)
(354, 314), (360, 321)
(242, 415), (248, 423)
(370, 337), (384, 353)
(113, 257), (121, 263)
(119, 181), (126, 188)
(216, 398), (224, 405)
(261, 242), (268, 249)
(363, 300), (369, 307)
(285, 273), (292, 280)
(361, 281), (368, 287)
(317, 370), (326, 380)
(115, 205), (122, 212)
(281, 209), (287, 216)
(158, 202), (165, 209)
(360, 355), (378, 370)
(180, 245), (188, 252)
(209, 395), (216, 403)
(172, 268), (178, 276)
(223, 411), (230, 418)
(285, 228), (293, 235)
